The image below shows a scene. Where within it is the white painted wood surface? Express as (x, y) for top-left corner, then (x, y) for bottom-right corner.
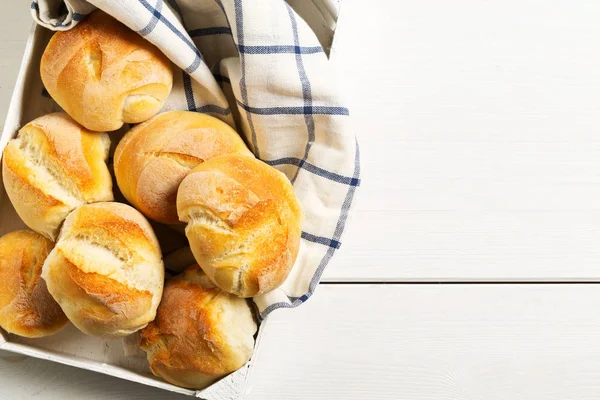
(247, 284), (600, 400)
(323, 0), (600, 281)
(1, 0), (600, 399)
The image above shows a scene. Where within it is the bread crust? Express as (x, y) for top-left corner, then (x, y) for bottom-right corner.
(114, 111), (253, 224)
(139, 265), (257, 389)
(1, 112), (113, 240)
(177, 155), (302, 297)
(40, 11), (173, 131)
(42, 202), (164, 337)
(0, 230), (68, 338)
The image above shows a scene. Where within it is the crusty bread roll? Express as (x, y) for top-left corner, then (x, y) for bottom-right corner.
(0, 230), (68, 338)
(40, 11), (173, 132)
(177, 155), (302, 297)
(42, 202), (164, 337)
(2, 112), (113, 240)
(139, 264), (257, 389)
(114, 111), (253, 224)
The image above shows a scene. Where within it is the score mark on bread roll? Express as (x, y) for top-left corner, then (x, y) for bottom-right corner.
(1, 112), (113, 240)
(114, 110), (253, 224)
(139, 265), (257, 389)
(0, 230), (68, 338)
(41, 202), (164, 337)
(40, 11), (173, 132)
(177, 155), (302, 298)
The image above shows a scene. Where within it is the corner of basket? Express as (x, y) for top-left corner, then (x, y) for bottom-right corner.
(0, 329), (8, 347)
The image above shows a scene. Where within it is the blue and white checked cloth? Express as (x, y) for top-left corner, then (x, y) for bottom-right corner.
(32, 0), (360, 319)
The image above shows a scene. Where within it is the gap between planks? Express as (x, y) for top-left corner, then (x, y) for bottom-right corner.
(319, 281), (600, 285)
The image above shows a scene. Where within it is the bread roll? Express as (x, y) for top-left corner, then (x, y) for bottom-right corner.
(0, 230), (68, 338)
(177, 155), (302, 297)
(40, 11), (173, 132)
(2, 112), (113, 240)
(114, 111), (253, 224)
(139, 264), (256, 389)
(42, 202), (164, 337)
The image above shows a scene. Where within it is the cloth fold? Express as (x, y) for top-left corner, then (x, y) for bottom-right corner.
(30, 0), (360, 318)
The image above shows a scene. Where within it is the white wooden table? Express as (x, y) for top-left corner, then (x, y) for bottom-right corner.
(2, 0), (600, 399)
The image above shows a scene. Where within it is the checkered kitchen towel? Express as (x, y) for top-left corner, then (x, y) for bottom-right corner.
(31, 0), (360, 319)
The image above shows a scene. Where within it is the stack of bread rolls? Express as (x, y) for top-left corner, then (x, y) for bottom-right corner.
(0, 10), (302, 390)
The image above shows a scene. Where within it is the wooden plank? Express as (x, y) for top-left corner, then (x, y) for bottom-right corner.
(247, 284), (600, 399)
(321, 0), (600, 281)
(324, 210), (600, 281)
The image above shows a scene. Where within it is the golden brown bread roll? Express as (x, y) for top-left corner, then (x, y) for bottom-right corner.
(177, 155), (302, 297)
(139, 264), (257, 389)
(42, 202), (164, 337)
(2, 112), (113, 240)
(40, 11), (173, 132)
(0, 230), (68, 338)
(114, 111), (253, 224)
